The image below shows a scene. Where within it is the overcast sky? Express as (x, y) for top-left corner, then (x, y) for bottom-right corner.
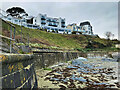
(1, 1), (118, 39)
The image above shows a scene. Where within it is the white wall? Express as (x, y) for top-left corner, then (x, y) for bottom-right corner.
(36, 14), (41, 26)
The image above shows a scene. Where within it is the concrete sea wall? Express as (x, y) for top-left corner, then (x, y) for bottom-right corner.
(34, 52), (86, 69)
(0, 51), (86, 89)
(0, 54), (37, 89)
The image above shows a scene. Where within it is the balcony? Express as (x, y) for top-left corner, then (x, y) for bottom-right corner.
(61, 24), (65, 28)
(47, 18), (53, 22)
(61, 19), (65, 22)
(47, 18), (56, 22)
(41, 16), (46, 20)
(47, 19), (51, 22)
(53, 23), (58, 26)
(48, 22), (58, 27)
(8, 18), (11, 20)
(21, 19), (26, 22)
(41, 21), (46, 24)
(61, 21), (65, 24)
(73, 29), (78, 32)
(14, 20), (18, 22)
(59, 29), (64, 32)
(53, 19), (56, 22)
(54, 28), (58, 31)
(48, 22), (52, 25)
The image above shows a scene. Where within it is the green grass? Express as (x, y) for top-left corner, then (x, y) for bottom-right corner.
(1, 19), (120, 51)
(43, 68), (52, 71)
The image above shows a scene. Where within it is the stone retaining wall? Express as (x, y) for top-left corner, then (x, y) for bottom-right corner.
(0, 51), (86, 89)
(0, 54), (37, 89)
(34, 52), (86, 70)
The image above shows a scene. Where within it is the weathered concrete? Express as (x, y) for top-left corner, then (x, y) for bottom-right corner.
(0, 51), (86, 89)
(0, 54), (37, 89)
(34, 51), (86, 70)
(1, 50), (118, 89)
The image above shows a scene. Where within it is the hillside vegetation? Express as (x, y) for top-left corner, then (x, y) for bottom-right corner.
(1, 19), (120, 52)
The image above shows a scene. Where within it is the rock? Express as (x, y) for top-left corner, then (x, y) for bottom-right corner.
(37, 56), (118, 89)
(52, 81), (59, 84)
(111, 76), (117, 80)
(43, 86), (49, 88)
(109, 84), (116, 88)
(59, 85), (66, 89)
(67, 82), (76, 88)
(114, 82), (120, 88)
(63, 72), (72, 77)
(61, 81), (68, 85)
(44, 77), (51, 81)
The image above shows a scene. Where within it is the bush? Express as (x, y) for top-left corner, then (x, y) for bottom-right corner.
(44, 29), (47, 32)
(18, 49), (25, 54)
(85, 41), (106, 49)
(52, 30), (55, 33)
(72, 31), (76, 34)
(43, 68), (52, 71)
(76, 48), (86, 52)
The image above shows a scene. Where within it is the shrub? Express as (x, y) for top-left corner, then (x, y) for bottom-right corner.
(43, 68), (52, 71)
(52, 30), (55, 33)
(72, 31), (76, 34)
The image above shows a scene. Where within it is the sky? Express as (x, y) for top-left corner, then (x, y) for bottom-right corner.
(1, 1), (119, 39)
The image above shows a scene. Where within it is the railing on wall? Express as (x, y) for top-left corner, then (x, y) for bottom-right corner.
(0, 19), (16, 53)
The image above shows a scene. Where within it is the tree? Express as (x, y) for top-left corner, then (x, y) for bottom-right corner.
(6, 7), (28, 43)
(112, 34), (115, 40)
(6, 7), (28, 18)
(105, 31), (113, 40)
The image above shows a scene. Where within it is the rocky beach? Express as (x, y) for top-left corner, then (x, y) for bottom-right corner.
(36, 56), (119, 89)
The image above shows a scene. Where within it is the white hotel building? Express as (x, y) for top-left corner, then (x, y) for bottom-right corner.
(33, 13), (71, 34)
(0, 9), (95, 35)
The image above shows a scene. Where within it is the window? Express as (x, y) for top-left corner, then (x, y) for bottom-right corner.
(33, 25), (37, 28)
(15, 20), (18, 22)
(69, 30), (71, 32)
(88, 31), (90, 34)
(8, 18), (11, 20)
(22, 20), (25, 22)
(55, 29), (58, 31)
(51, 28), (54, 30)
(47, 27), (50, 30)
(27, 25), (32, 27)
(59, 29), (64, 31)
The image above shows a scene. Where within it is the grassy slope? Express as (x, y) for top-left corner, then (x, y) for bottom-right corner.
(1, 19), (120, 51)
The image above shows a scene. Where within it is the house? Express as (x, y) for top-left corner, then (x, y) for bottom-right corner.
(24, 16), (39, 29)
(80, 21), (93, 35)
(67, 23), (82, 34)
(0, 9), (95, 35)
(67, 21), (94, 35)
(34, 13), (71, 34)
(2, 15), (27, 26)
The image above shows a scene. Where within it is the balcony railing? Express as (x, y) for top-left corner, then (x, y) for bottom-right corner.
(47, 19), (57, 22)
(61, 24), (65, 28)
(41, 16), (46, 20)
(61, 24), (65, 26)
(61, 19), (65, 22)
(41, 21), (46, 24)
